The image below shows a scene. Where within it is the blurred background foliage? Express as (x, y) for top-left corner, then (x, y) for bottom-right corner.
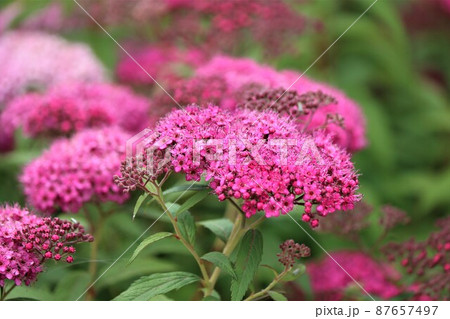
(0, 0), (449, 300)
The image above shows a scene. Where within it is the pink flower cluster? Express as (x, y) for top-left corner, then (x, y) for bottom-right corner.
(115, 105), (234, 192)
(1, 83), (152, 138)
(0, 204), (92, 287)
(116, 45), (206, 86)
(116, 106), (360, 227)
(193, 56), (367, 152)
(21, 128), (130, 214)
(0, 31), (105, 106)
(308, 251), (401, 300)
(207, 110), (360, 226)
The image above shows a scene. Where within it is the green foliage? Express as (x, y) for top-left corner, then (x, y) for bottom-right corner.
(177, 211), (196, 246)
(128, 232), (173, 264)
(268, 291), (288, 301)
(175, 190), (209, 216)
(133, 193), (149, 219)
(201, 252), (237, 280)
(114, 272), (200, 301)
(230, 230), (263, 301)
(198, 218), (233, 242)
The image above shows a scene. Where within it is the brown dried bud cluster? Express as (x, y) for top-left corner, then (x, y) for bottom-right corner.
(277, 239), (311, 268)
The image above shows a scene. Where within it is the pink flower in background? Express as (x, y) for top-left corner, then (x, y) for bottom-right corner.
(308, 251), (401, 300)
(195, 56), (281, 93)
(279, 71), (367, 152)
(194, 56), (367, 152)
(21, 128), (130, 214)
(0, 31), (106, 107)
(0, 204), (92, 287)
(116, 45), (206, 86)
(1, 83), (152, 138)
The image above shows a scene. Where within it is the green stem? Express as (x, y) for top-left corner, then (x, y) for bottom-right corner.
(154, 193), (211, 293)
(244, 269), (289, 301)
(205, 213), (266, 296)
(0, 284), (16, 301)
(85, 204), (109, 300)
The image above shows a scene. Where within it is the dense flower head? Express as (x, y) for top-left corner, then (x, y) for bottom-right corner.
(0, 31), (105, 106)
(21, 128), (130, 214)
(1, 83), (152, 139)
(383, 217), (449, 300)
(0, 204), (93, 287)
(116, 45), (206, 86)
(207, 110), (360, 226)
(308, 251), (401, 300)
(117, 106), (360, 227)
(115, 105), (234, 192)
(277, 239), (310, 269)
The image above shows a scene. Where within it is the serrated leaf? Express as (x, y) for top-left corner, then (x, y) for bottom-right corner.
(175, 190), (209, 215)
(177, 211), (196, 245)
(133, 193), (149, 219)
(201, 252), (237, 280)
(113, 272), (200, 301)
(129, 232), (173, 264)
(198, 218), (233, 242)
(268, 291), (287, 301)
(230, 229), (263, 301)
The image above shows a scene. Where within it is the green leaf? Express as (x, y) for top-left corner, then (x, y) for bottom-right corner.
(281, 264), (306, 282)
(113, 272), (200, 301)
(230, 229), (263, 301)
(133, 193), (149, 219)
(163, 183), (210, 195)
(149, 295), (173, 301)
(201, 252), (237, 280)
(198, 218), (233, 242)
(128, 232), (173, 264)
(268, 291), (288, 301)
(177, 211), (196, 245)
(175, 190), (209, 215)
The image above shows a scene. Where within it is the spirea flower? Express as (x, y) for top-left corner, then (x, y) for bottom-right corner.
(383, 217), (449, 300)
(277, 240), (310, 269)
(116, 45), (206, 86)
(0, 204), (93, 287)
(308, 251), (401, 300)
(21, 128), (130, 214)
(0, 31), (105, 106)
(1, 83), (152, 138)
(207, 110), (360, 227)
(117, 106), (360, 227)
(115, 105), (234, 192)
